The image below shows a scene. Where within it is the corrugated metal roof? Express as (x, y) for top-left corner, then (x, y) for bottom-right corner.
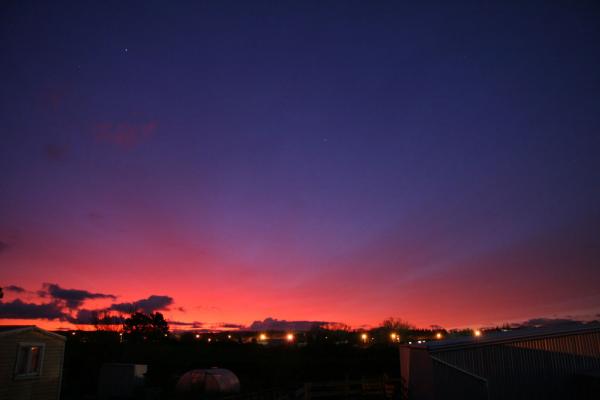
(403, 323), (600, 352)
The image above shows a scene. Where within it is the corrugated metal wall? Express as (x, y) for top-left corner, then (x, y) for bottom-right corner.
(431, 330), (600, 400)
(431, 357), (488, 400)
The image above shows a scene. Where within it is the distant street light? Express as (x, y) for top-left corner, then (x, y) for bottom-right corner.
(286, 333), (294, 342)
(474, 329), (482, 337)
(361, 333), (368, 343)
(436, 332), (443, 340)
(259, 333), (267, 341)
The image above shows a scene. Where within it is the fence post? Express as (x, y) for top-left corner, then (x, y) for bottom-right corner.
(344, 376), (350, 400)
(304, 383), (311, 400)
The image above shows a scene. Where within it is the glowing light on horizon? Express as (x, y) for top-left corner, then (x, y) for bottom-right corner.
(474, 329), (482, 337)
(436, 332), (443, 339)
(286, 333), (294, 342)
(361, 333), (368, 343)
(259, 333), (267, 341)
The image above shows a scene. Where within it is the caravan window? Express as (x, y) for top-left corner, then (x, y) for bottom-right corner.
(15, 343), (44, 378)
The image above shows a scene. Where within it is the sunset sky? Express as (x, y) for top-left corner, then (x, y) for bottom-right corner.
(1, 1), (600, 331)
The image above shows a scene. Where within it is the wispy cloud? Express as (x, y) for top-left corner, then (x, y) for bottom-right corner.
(43, 143), (69, 162)
(4, 285), (26, 293)
(218, 323), (246, 329)
(94, 120), (157, 149)
(168, 320), (205, 329)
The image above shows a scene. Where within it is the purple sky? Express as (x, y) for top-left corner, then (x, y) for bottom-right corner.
(1, 1), (599, 330)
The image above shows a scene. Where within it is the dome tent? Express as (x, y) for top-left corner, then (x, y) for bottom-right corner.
(176, 368), (240, 397)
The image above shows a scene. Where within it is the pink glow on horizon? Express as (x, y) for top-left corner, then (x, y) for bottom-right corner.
(1, 200), (599, 331)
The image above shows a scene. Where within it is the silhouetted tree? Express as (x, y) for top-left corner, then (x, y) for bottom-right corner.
(381, 317), (413, 331)
(91, 310), (123, 332)
(0, 286), (3, 299)
(122, 311), (169, 342)
(376, 317), (415, 342)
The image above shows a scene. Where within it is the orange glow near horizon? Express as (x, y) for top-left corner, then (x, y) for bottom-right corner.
(1, 238), (600, 332)
(2, 209), (600, 332)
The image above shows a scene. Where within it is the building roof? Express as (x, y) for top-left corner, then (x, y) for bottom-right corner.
(403, 323), (600, 352)
(0, 325), (66, 341)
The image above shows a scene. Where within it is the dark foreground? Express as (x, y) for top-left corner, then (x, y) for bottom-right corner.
(61, 336), (400, 399)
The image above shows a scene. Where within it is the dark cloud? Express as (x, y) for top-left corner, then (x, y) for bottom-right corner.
(519, 317), (586, 328)
(219, 323), (246, 329)
(248, 317), (330, 332)
(2, 283), (178, 325)
(0, 299), (67, 320)
(109, 295), (173, 314)
(68, 309), (123, 325)
(168, 320), (204, 329)
(42, 283), (116, 309)
(44, 144), (69, 162)
(67, 308), (95, 324)
(4, 285), (26, 293)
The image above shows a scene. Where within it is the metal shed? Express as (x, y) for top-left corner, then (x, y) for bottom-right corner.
(400, 324), (600, 400)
